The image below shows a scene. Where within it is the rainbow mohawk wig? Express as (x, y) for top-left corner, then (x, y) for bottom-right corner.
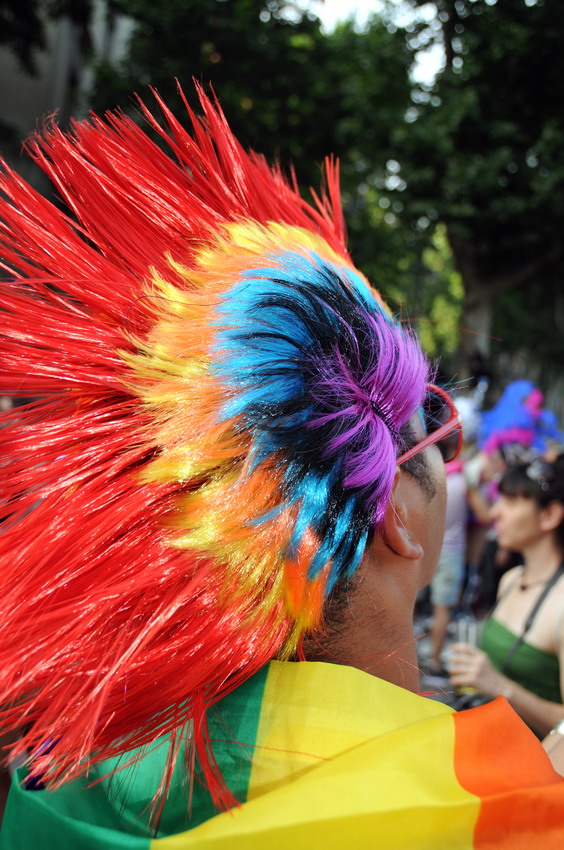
(0, 83), (428, 807)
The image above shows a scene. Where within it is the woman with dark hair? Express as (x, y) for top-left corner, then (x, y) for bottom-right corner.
(450, 455), (564, 737)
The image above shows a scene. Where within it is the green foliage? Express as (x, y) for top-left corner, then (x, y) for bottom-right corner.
(0, 0), (92, 74)
(91, 1), (411, 190)
(402, 2), (564, 235)
(390, 0), (564, 379)
(88, 0), (469, 364)
(14, 0), (562, 379)
(418, 225), (463, 361)
(1, 0), (47, 73)
(89, 0), (435, 334)
(5, 0), (564, 380)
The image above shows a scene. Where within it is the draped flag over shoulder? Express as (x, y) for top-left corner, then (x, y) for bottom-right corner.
(2, 662), (563, 849)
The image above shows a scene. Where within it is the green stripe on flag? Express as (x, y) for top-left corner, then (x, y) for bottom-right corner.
(1, 770), (149, 850)
(0, 666), (270, 849)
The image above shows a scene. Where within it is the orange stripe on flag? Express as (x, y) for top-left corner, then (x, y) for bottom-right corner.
(453, 698), (564, 848)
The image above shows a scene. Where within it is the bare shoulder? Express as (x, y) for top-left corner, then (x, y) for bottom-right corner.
(554, 571), (564, 594)
(544, 576), (564, 654)
(497, 566), (522, 597)
(547, 571), (564, 608)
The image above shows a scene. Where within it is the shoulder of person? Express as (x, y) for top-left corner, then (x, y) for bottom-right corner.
(544, 570), (564, 606)
(539, 574), (564, 653)
(553, 606), (564, 655)
(497, 566), (522, 596)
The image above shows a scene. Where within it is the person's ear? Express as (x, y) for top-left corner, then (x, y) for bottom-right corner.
(381, 469), (424, 560)
(540, 500), (564, 534)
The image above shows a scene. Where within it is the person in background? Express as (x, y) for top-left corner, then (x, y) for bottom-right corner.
(423, 393), (490, 680)
(473, 381), (563, 611)
(450, 456), (564, 738)
(425, 454), (468, 679)
(1, 84), (564, 849)
(447, 391), (491, 614)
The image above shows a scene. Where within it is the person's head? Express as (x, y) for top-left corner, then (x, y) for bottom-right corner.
(491, 455), (564, 553)
(131, 230), (454, 645)
(0, 83), (458, 803)
(134, 231), (457, 685)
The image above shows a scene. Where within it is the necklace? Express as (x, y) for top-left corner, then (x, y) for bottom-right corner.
(518, 566), (559, 591)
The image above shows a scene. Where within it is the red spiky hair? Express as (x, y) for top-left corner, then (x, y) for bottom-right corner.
(0, 82), (351, 812)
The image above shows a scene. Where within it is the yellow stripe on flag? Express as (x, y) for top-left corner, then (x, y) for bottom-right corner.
(247, 660), (457, 796)
(154, 662), (480, 850)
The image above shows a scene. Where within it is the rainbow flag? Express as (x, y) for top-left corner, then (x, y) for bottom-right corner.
(2, 661), (563, 848)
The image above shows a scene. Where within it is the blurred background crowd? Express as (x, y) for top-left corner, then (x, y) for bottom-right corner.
(415, 377), (564, 716)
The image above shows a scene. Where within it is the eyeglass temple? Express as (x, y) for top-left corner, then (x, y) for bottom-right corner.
(396, 411), (462, 466)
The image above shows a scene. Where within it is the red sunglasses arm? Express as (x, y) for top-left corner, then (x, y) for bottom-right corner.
(396, 411), (463, 466)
